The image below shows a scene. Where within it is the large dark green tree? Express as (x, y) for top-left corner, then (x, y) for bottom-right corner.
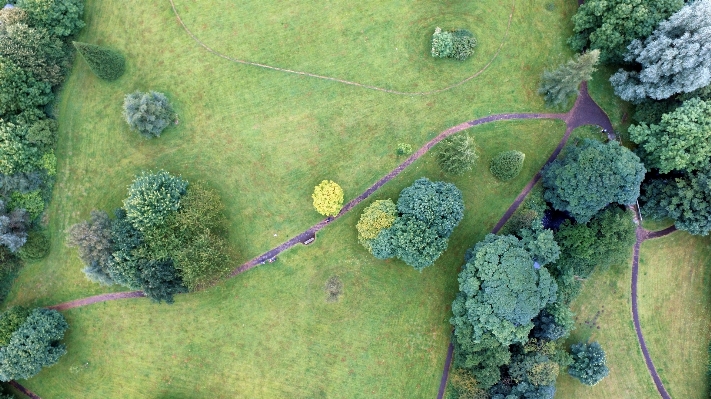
(630, 97), (711, 173)
(123, 170), (188, 231)
(0, 57), (52, 116)
(568, 341), (609, 386)
(0, 308), (68, 381)
(568, 0), (684, 64)
(16, 0), (85, 37)
(0, 22), (69, 85)
(73, 42), (125, 81)
(542, 139), (646, 223)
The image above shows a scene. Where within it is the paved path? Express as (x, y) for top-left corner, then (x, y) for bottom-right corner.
(630, 208), (677, 399)
(168, 0), (516, 96)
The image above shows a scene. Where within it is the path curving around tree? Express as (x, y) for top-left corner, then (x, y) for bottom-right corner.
(630, 208), (677, 399)
(167, 0), (516, 96)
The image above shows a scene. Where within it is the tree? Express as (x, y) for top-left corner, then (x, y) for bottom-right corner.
(396, 177), (464, 238)
(17, 229), (49, 260)
(641, 168), (711, 235)
(554, 207), (636, 279)
(437, 134), (477, 175)
(569, 0), (684, 64)
(630, 97), (711, 173)
(106, 208), (143, 289)
(0, 308), (68, 381)
(67, 210), (114, 285)
(0, 201), (28, 252)
(356, 199), (397, 252)
(370, 214), (448, 270)
(135, 259), (187, 304)
(542, 139), (646, 223)
(490, 150), (526, 181)
(16, 0), (85, 37)
(568, 341), (609, 386)
(532, 304), (575, 341)
(0, 22), (69, 85)
(539, 50), (600, 107)
(73, 42), (125, 81)
(452, 234), (558, 346)
(431, 28), (477, 61)
(0, 56), (52, 115)
(122, 91), (176, 138)
(312, 180), (343, 217)
(611, 0), (711, 102)
(123, 170), (188, 231)
(0, 306), (30, 347)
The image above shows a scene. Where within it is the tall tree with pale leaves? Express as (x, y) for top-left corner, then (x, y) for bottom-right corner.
(539, 50), (599, 107)
(611, 0), (711, 102)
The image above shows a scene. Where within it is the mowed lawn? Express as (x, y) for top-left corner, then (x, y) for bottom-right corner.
(637, 232), (711, 399)
(12, 119), (568, 398)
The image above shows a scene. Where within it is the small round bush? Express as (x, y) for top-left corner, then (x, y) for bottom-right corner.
(490, 150), (525, 181)
(17, 230), (49, 261)
(73, 42), (125, 81)
(431, 27), (477, 61)
(396, 143), (413, 156)
(431, 27), (454, 58)
(312, 180), (343, 217)
(123, 91), (175, 138)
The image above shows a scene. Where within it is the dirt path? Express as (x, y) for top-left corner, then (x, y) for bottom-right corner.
(47, 291), (146, 311)
(630, 211), (677, 399)
(167, 0), (516, 96)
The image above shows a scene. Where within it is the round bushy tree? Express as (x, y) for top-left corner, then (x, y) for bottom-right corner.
(542, 139), (646, 223)
(16, 0), (85, 37)
(568, 341), (609, 386)
(123, 170), (188, 231)
(437, 134), (478, 175)
(431, 27), (476, 61)
(0, 308), (68, 381)
(490, 150), (525, 181)
(0, 22), (70, 85)
(73, 41), (125, 81)
(123, 91), (176, 138)
(312, 180), (343, 217)
(0, 57), (52, 115)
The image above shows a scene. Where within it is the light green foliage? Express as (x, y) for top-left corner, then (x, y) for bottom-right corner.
(123, 170), (188, 231)
(396, 143), (412, 156)
(431, 28), (477, 61)
(0, 57), (52, 116)
(569, 0), (684, 64)
(554, 207), (636, 280)
(41, 151), (56, 176)
(0, 21), (69, 85)
(539, 50), (599, 107)
(542, 139), (645, 223)
(437, 134), (478, 175)
(568, 341), (609, 386)
(501, 187), (547, 236)
(642, 168), (711, 235)
(9, 190), (44, 219)
(453, 234), (557, 346)
(16, 0), (84, 37)
(0, 118), (52, 175)
(0, 308), (68, 381)
(490, 150), (525, 181)
(356, 199), (397, 251)
(0, 306), (30, 347)
(448, 368), (489, 399)
(312, 180), (343, 217)
(73, 42), (125, 81)
(123, 91), (175, 138)
(17, 230), (49, 261)
(630, 97), (711, 173)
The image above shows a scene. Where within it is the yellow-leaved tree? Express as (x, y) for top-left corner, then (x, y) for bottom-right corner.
(312, 180), (343, 216)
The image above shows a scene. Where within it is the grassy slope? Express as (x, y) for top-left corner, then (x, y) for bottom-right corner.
(637, 233), (711, 399)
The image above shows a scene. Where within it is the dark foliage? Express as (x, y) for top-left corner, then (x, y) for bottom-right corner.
(568, 341), (609, 386)
(73, 41), (125, 81)
(17, 229), (48, 260)
(490, 150), (525, 181)
(0, 306), (30, 347)
(135, 259), (187, 304)
(16, 0), (85, 37)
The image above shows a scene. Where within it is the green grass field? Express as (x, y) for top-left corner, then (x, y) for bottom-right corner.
(2, 0), (595, 396)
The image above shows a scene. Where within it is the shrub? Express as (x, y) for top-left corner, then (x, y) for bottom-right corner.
(67, 210), (114, 284)
(123, 170), (188, 231)
(16, 0), (85, 37)
(9, 189), (44, 219)
(312, 180), (343, 217)
(431, 27), (454, 58)
(73, 41), (125, 81)
(432, 27), (477, 61)
(0, 308), (68, 381)
(0, 306), (30, 347)
(324, 276), (343, 302)
(123, 91), (176, 138)
(438, 134), (478, 175)
(568, 341), (609, 386)
(356, 199), (397, 252)
(490, 150), (525, 181)
(17, 230), (49, 261)
(396, 143), (412, 156)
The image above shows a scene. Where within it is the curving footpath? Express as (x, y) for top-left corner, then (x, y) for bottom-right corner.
(630, 206), (677, 399)
(168, 0), (516, 96)
(12, 84), (616, 399)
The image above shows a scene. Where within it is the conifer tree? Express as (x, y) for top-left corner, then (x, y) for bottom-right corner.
(73, 41), (125, 81)
(539, 50), (599, 107)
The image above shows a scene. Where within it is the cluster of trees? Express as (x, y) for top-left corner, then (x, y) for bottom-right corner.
(431, 27), (477, 61)
(357, 178), (463, 271)
(448, 134), (640, 397)
(0, 306), (68, 381)
(68, 170), (234, 303)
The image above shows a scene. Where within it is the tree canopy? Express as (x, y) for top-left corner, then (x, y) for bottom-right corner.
(568, 0), (684, 64)
(356, 199), (397, 252)
(437, 134), (478, 175)
(630, 97), (711, 173)
(568, 342), (610, 386)
(73, 41), (125, 81)
(542, 139), (645, 223)
(490, 150), (526, 181)
(123, 91), (175, 138)
(611, 0), (711, 102)
(539, 50), (599, 107)
(312, 180), (343, 217)
(123, 170), (188, 231)
(16, 0), (85, 37)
